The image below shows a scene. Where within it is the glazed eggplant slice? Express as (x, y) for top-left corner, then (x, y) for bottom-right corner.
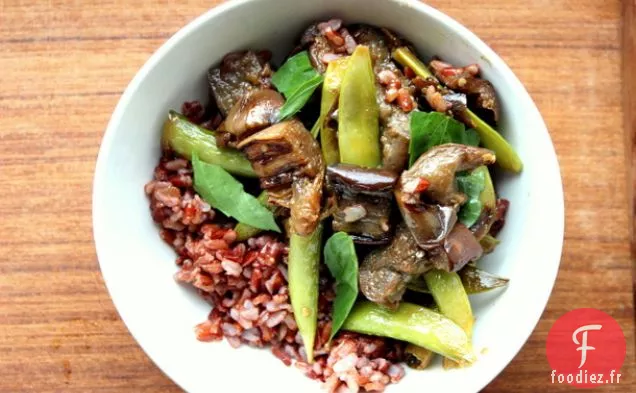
(398, 144), (496, 206)
(326, 164), (398, 244)
(429, 60), (499, 124)
(207, 51), (273, 116)
(238, 119), (324, 236)
(290, 176), (324, 237)
(380, 110), (411, 173)
(396, 144), (495, 250)
(442, 222), (483, 271)
(393, 196), (458, 250)
(223, 89), (284, 140)
(359, 224), (436, 309)
(302, 24), (333, 74)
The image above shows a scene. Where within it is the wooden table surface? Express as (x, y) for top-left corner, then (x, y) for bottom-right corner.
(1, 0), (634, 391)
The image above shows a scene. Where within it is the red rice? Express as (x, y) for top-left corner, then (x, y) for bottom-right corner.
(146, 152), (405, 392)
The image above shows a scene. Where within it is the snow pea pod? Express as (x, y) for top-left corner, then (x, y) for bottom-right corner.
(467, 111), (522, 172)
(162, 111), (256, 177)
(318, 57), (349, 164)
(338, 46), (381, 167)
(424, 269), (474, 368)
(475, 166), (496, 210)
(288, 223), (323, 363)
(424, 269), (473, 337)
(342, 301), (475, 363)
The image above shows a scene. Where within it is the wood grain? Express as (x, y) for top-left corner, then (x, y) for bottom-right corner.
(0, 0), (634, 391)
(625, 0), (636, 260)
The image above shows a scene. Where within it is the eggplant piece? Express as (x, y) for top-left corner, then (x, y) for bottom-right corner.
(380, 109), (411, 173)
(442, 223), (483, 271)
(394, 192), (458, 250)
(359, 224), (437, 309)
(303, 25), (332, 74)
(399, 144), (496, 206)
(489, 198), (510, 237)
(326, 164), (397, 244)
(352, 25), (405, 71)
(238, 120), (322, 187)
(290, 176), (323, 237)
(238, 120), (324, 236)
(207, 51), (273, 116)
(223, 89), (284, 140)
(471, 207), (497, 241)
(395, 144), (495, 251)
(429, 60), (499, 124)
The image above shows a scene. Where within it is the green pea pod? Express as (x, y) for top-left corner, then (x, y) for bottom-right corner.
(480, 234), (501, 254)
(162, 111), (256, 177)
(288, 224), (323, 363)
(234, 191), (271, 241)
(338, 46), (381, 167)
(424, 270), (474, 337)
(392, 47), (522, 173)
(474, 166), (496, 210)
(392, 47), (434, 79)
(342, 301), (475, 364)
(467, 110), (522, 173)
(459, 265), (509, 294)
(424, 269), (474, 368)
(318, 57), (349, 164)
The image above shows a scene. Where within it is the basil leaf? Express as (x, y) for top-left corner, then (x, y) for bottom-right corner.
(272, 51), (317, 95)
(324, 232), (359, 340)
(272, 51), (323, 120)
(464, 128), (480, 147)
(192, 154), (280, 232)
(409, 112), (481, 166)
(456, 169), (486, 227)
(277, 74), (323, 120)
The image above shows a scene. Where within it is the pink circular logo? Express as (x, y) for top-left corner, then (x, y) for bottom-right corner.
(546, 308), (626, 388)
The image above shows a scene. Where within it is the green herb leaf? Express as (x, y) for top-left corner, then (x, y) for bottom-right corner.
(272, 51), (323, 120)
(272, 51), (318, 95)
(464, 128), (480, 147)
(409, 112), (481, 166)
(278, 74), (323, 120)
(192, 154), (280, 232)
(456, 169), (486, 228)
(324, 232), (359, 340)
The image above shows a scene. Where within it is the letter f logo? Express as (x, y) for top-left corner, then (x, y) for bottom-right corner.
(572, 324), (602, 368)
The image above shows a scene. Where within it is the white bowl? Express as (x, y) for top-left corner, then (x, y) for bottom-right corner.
(93, 0), (564, 391)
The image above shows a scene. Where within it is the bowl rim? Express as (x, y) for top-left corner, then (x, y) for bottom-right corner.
(93, 0), (565, 391)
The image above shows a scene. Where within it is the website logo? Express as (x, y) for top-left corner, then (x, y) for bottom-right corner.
(546, 308), (626, 388)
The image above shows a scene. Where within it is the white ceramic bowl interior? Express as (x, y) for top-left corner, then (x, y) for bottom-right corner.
(93, 0), (564, 392)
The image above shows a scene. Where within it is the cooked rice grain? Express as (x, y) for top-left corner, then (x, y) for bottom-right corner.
(147, 153), (405, 392)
